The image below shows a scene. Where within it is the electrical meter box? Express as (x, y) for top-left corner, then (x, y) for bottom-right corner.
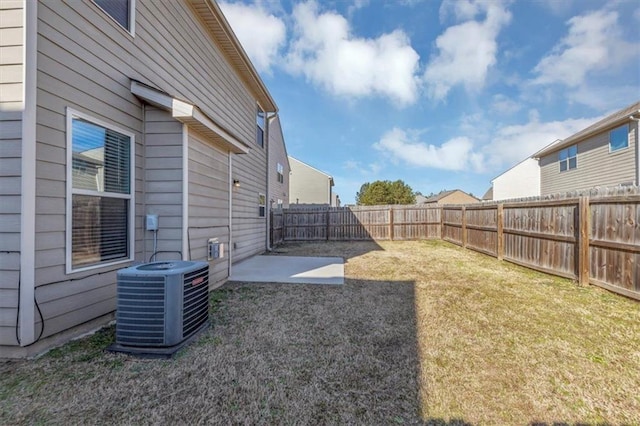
(208, 238), (224, 260)
(146, 214), (158, 231)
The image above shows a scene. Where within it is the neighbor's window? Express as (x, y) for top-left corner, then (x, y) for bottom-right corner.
(256, 106), (265, 148)
(609, 125), (629, 152)
(277, 163), (284, 183)
(559, 145), (577, 172)
(258, 193), (266, 217)
(67, 109), (134, 272)
(93, 0), (135, 33)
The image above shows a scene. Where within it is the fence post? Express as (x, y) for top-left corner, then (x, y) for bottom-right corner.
(326, 207), (330, 241)
(389, 206), (395, 241)
(578, 196), (590, 286)
(270, 210), (273, 247)
(461, 206), (467, 248)
(439, 207), (444, 240)
(497, 203), (504, 260)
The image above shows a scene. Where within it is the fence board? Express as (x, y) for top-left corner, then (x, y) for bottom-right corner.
(270, 188), (639, 300)
(589, 200), (639, 294)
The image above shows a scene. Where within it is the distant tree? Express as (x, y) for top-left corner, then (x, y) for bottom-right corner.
(356, 180), (416, 205)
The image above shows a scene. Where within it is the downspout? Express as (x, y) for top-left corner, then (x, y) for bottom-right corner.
(630, 111), (640, 186)
(265, 112), (278, 251)
(182, 124), (189, 260)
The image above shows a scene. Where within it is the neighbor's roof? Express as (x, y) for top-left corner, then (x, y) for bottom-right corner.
(482, 187), (493, 201)
(188, 0), (277, 112)
(533, 101), (640, 158)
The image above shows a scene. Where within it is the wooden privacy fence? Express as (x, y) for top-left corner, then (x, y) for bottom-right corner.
(271, 193), (640, 301)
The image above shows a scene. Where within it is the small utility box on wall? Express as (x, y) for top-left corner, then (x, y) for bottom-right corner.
(208, 238), (224, 260)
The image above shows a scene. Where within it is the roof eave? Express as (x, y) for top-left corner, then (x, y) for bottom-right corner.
(534, 102), (640, 158)
(188, 0), (278, 113)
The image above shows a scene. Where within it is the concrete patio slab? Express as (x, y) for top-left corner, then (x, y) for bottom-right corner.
(229, 255), (344, 285)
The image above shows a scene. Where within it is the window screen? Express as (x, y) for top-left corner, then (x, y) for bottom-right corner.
(609, 125), (628, 152)
(94, 0), (130, 30)
(70, 116), (132, 269)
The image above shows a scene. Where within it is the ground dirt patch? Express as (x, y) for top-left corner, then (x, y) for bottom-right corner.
(1, 241), (639, 425)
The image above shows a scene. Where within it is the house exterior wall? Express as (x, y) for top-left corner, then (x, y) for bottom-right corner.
(0, 0), (24, 346)
(492, 158), (540, 201)
(268, 115), (290, 209)
(143, 107), (184, 263)
(540, 122), (637, 195)
(440, 191), (479, 205)
(289, 157), (332, 205)
(0, 0), (272, 356)
(231, 141), (267, 263)
(188, 129), (230, 285)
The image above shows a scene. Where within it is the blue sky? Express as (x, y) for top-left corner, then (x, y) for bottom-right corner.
(219, 0), (640, 204)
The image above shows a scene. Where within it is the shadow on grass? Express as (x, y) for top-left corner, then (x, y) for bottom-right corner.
(0, 275), (478, 425)
(270, 239), (385, 260)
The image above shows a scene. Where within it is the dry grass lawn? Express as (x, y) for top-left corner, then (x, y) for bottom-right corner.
(1, 240), (639, 425)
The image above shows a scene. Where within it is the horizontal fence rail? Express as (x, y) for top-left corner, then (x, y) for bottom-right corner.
(272, 188), (640, 301)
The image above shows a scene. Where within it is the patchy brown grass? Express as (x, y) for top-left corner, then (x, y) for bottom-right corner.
(1, 240), (639, 425)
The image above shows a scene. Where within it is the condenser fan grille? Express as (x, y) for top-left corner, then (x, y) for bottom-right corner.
(116, 275), (166, 345)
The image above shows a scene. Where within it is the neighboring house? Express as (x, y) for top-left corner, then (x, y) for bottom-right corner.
(288, 156), (336, 206)
(490, 157), (541, 201)
(0, 0), (279, 357)
(419, 190), (480, 205)
(415, 194), (429, 204)
(481, 187), (493, 201)
(534, 102), (640, 196)
(267, 115), (290, 210)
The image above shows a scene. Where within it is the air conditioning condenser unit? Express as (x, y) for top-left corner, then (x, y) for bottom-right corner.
(109, 260), (210, 357)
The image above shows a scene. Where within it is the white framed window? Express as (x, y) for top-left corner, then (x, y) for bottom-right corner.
(93, 0), (136, 35)
(277, 162), (284, 183)
(258, 193), (266, 217)
(559, 145), (577, 172)
(256, 106), (265, 148)
(609, 125), (629, 152)
(66, 108), (135, 273)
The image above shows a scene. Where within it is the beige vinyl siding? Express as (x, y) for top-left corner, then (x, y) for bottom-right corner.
(268, 116), (290, 209)
(0, 1), (23, 346)
(438, 191), (479, 205)
(23, 0), (262, 346)
(232, 147), (268, 262)
(289, 157), (332, 205)
(188, 130), (230, 285)
(540, 124), (637, 195)
(143, 107), (183, 262)
(0, 2), (23, 111)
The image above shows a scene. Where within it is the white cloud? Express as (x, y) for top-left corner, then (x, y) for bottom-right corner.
(424, 0), (511, 101)
(219, 2), (286, 73)
(344, 160), (382, 175)
(534, 0), (574, 16)
(483, 110), (604, 167)
(490, 94), (522, 114)
(348, 0), (369, 16)
(374, 128), (485, 172)
(285, 1), (421, 106)
(531, 10), (634, 88)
